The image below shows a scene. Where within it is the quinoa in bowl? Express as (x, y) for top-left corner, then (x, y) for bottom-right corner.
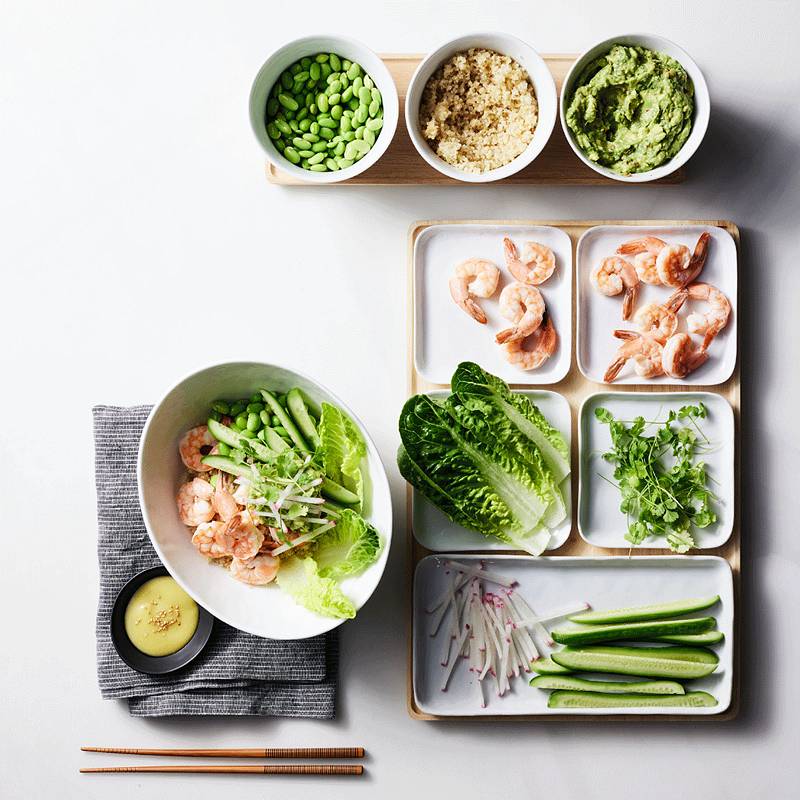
(418, 48), (538, 174)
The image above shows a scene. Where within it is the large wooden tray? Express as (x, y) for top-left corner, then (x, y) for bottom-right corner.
(406, 219), (740, 721)
(266, 55), (685, 186)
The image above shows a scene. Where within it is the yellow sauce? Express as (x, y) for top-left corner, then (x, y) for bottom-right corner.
(124, 576), (199, 656)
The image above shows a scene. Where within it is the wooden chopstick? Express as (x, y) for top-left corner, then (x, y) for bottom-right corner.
(81, 764), (363, 775)
(81, 746), (365, 759)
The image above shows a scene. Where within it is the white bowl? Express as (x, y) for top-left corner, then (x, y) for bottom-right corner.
(559, 33), (710, 183)
(249, 35), (398, 184)
(137, 361), (393, 640)
(404, 32), (557, 183)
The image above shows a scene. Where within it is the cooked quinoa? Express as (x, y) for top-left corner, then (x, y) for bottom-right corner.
(418, 48), (538, 174)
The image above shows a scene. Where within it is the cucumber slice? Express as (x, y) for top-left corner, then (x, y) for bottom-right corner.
(530, 657), (573, 676)
(568, 596), (720, 625)
(263, 427), (290, 453)
(530, 675), (685, 695)
(286, 388), (321, 448)
(320, 477), (360, 506)
(548, 690), (717, 710)
(207, 418), (241, 449)
(551, 646), (718, 679)
(260, 390), (310, 453)
(200, 454), (254, 479)
(645, 631), (725, 646)
(551, 617), (715, 646)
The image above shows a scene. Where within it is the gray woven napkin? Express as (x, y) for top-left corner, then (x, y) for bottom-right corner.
(92, 405), (337, 718)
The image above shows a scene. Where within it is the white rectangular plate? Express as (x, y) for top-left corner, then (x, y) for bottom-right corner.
(412, 390), (572, 552)
(414, 223), (572, 385)
(579, 392), (734, 549)
(577, 225), (737, 385)
(413, 555), (733, 717)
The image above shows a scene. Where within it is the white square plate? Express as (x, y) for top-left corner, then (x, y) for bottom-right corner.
(412, 390), (572, 552)
(413, 554), (734, 717)
(577, 225), (737, 385)
(414, 224), (572, 385)
(578, 392), (735, 549)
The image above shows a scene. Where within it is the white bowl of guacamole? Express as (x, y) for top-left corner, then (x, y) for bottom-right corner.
(560, 34), (710, 182)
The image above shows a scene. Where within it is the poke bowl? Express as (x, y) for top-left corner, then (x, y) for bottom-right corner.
(137, 361), (393, 640)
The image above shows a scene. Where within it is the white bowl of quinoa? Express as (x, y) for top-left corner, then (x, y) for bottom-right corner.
(405, 33), (557, 182)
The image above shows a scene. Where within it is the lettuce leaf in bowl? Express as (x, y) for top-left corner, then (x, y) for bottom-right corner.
(276, 557), (356, 620)
(318, 402), (367, 506)
(314, 509), (382, 580)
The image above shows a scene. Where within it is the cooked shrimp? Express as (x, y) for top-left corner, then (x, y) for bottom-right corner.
(212, 481), (240, 522)
(662, 333), (709, 379)
(503, 237), (556, 285)
(192, 520), (232, 558)
(633, 292), (687, 343)
(679, 282), (731, 349)
(449, 258), (500, 324)
(222, 510), (264, 560)
(495, 282), (545, 343)
(230, 554), (280, 585)
(616, 237), (667, 285)
(657, 232), (710, 288)
(604, 330), (665, 382)
(179, 425), (216, 472)
(177, 477), (215, 526)
(232, 481), (250, 506)
(591, 256), (640, 320)
(503, 314), (557, 371)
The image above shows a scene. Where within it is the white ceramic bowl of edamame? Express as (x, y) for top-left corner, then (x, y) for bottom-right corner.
(404, 32), (558, 183)
(138, 361), (393, 640)
(250, 35), (399, 183)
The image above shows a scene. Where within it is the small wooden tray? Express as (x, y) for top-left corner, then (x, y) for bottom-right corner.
(266, 55), (686, 186)
(406, 219), (740, 721)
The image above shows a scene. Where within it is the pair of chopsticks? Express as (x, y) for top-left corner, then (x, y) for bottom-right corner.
(80, 746), (365, 776)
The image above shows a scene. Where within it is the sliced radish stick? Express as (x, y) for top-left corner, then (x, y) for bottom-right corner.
(441, 625), (470, 691)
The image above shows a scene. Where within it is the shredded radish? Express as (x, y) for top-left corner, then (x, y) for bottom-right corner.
(429, 561), (589, 708)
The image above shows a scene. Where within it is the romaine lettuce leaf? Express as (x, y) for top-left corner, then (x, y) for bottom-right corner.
(398, 394), (552, 555)
(276, 557), (356, 619)
(318, 403), (367, 505)
(452, 362), (571, 483)
(314, 509), (382, 580)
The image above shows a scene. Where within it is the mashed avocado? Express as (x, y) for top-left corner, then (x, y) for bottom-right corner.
(566, 45), (694, 175)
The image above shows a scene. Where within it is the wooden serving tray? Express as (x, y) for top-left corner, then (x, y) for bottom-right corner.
(406, 218), (740, 721)
(266, 55), (686, 186)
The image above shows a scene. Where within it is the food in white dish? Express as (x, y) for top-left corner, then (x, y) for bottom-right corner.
(448, 257), (500, 324)
(175, 389), (383, 619)
(502, 236), (556, 285)
(591, 255), (641, 320)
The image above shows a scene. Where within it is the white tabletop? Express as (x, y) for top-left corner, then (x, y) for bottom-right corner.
(2, 1), (799, 797)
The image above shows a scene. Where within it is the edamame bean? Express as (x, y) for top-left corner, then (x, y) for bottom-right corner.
(300, 56), (311, 68)
(280, 71), (293, 90)
(267, 98), (279, 117)
(230, 402), (246, 417)
(309, 63), (321, 81)
(355, 104), (368, 124)
(308, 152), (325, 165)
(298, 118), (311, 131)
(369, 99), (380, 117)
(321, 62), (332, 79)
(364, 74), (374, 90)
(342, 58), (351, 70)
(246, 413), (261, 432)
(366, 117), (383, 131)
(326, 79), (341, 95)
(315, 53), (329, 63)
(352, 76), (363, 94)
(284, 146), (301, 164)
(347, 62), (361, 80)
(336, 158), (354, 169)
(310, 121), (320, 135)
(212, 400), (230, 415)
(328, 92), (341, 105)
(330, 104), (343, 120)
(341, 86), (354, 103)
(329, 53), (341, 71)
(234, 413), (248, 430)
(318, 116), (337, 129)
(217, 441), (232, 456)
(340, 116), (352, 132)
(260, 410), (271, 425)
(267, 122), (280, 139)
(302, 132), (319, 142)
(358, 86), (372, 105)
(294, 71), (309, 82)
(364, 127), (376, 146)
(334, 140), (346, 156)
(309, 163), (327, 171)
(240, 428), (256, 439)
(325, 157), (339, 170)
(317, 93), (329, 113)
(292, 136), (307, 149)
(296, 108), (308, 122)
(271, 415), (281, 427)
(354, 125), (365, 139)
(319, 127), (334, 140)
(274, 425), (289, 437)
(275, 118), (291, 136)
(278, 93), (298, 111)
(312, 141), (328, 152)
(297, 149), (314, 158)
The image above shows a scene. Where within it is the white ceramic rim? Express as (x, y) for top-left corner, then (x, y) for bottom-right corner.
(249, 34), (399, 184)
(559, 32), (711, 183)
(404, 32), (557, 183)
(136, 360), (393, 639)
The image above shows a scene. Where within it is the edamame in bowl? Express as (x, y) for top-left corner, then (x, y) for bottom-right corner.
(250, 36), (399, 183)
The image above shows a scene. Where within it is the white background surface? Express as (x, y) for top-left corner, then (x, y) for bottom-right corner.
(1, 1), (798, 798)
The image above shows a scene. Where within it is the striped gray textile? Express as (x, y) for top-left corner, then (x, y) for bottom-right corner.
(92, 405), (336, 718)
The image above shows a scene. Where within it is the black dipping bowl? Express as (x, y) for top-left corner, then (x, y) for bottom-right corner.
(110, 566), (215, 675)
